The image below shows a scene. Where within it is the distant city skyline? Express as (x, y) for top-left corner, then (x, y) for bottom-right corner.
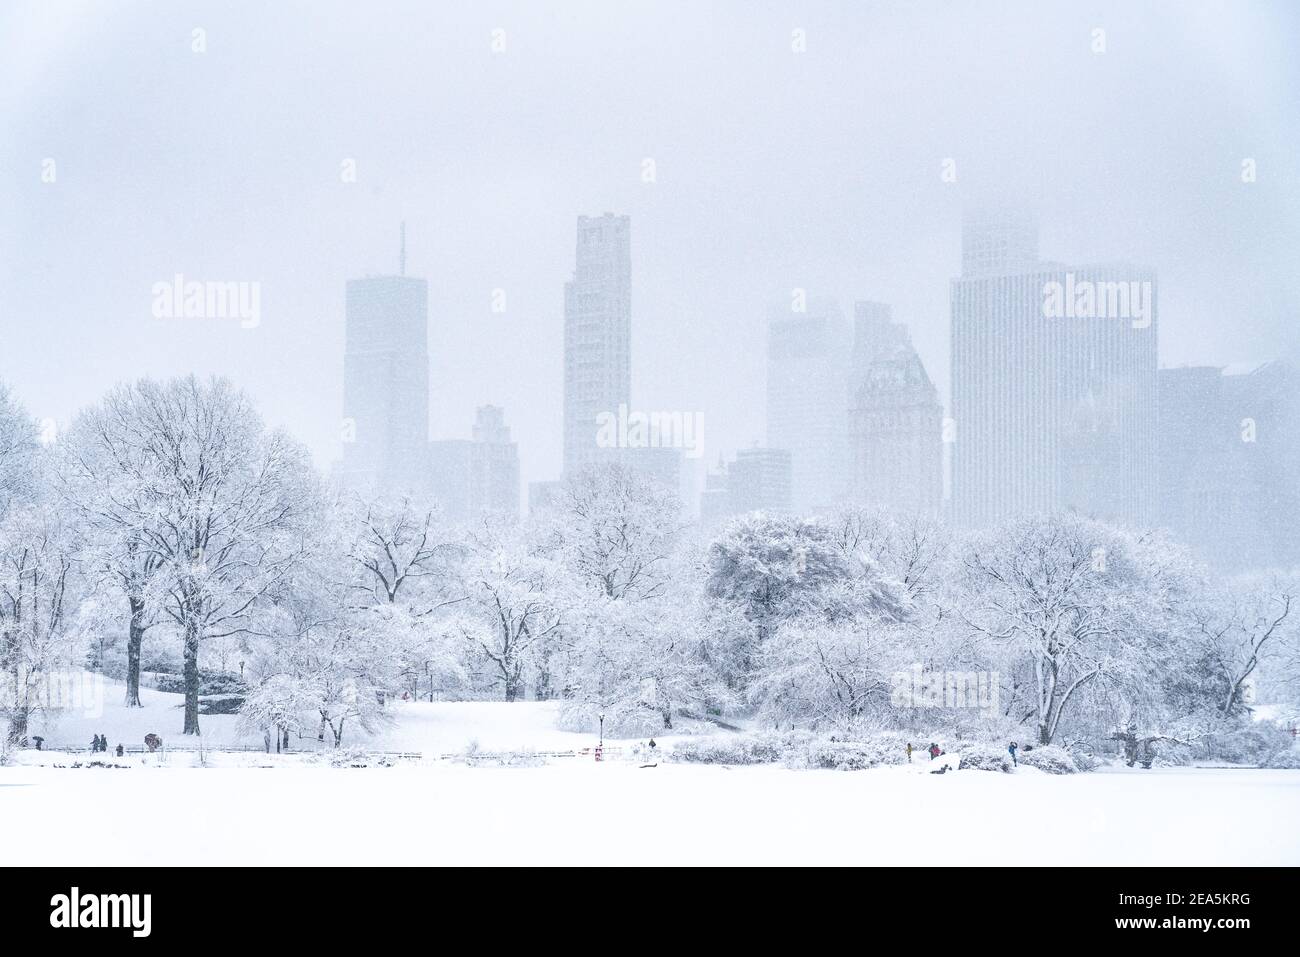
(6, 2), (1298, 512)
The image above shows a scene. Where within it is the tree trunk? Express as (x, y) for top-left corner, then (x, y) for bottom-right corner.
(182, 617), (201, 735)
(125, 596), (146, 707)
(6, 708), (28, 746)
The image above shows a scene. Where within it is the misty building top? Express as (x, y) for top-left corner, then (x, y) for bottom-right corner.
(575, 213), (631, 268)
(961, 207), (1040, 277)
(472, 404), (512, 444)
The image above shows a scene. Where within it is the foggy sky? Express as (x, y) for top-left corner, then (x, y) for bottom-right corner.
(3, 0), (1298, 495)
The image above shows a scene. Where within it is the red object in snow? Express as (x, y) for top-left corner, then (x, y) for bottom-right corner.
(594, 746), (603, 762)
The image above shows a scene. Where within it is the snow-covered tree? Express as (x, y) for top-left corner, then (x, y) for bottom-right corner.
(458, 525), (563, 702)
(0, 445), (84, 745)
(1188, 573), (1296, 718)
(0, 384), (36, 521)
(58, 396), (174, 705)
(958, 515), (1166, 745)
(704, 513), (852, 682)
(535, 466), (723, 730)
(539, 464), (684, 602)
(749, 616), (903, 733)
(344, 493), (459, 608)
(74, 377), (318, 735)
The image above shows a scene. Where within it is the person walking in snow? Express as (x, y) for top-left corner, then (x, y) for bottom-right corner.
(928, 742), (942, 761)
(115, 743), (124, 758)
(90, 736), (99, 753)
(1008, 741), (1018, 767)
(906, 742), (913, 762)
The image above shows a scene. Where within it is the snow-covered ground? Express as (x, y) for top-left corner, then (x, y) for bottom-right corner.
(1, 760), (1296, 866)
(7, 673), (1299, 865)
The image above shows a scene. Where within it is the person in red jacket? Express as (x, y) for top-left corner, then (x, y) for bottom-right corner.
(928, 742), (942, 760)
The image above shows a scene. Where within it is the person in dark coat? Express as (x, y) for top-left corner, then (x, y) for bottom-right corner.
(1008, 741), (1018, 766)
(90, 736), (99, 753)
(928, 742), (942, 760)
(115, 743), (124, 757)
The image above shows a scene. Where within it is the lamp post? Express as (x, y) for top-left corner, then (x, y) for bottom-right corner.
(599, 713), (605, 748)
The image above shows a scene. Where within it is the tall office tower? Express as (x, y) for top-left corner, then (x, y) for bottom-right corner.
(950, 212), (1158, 527)
(340, 252), (430, 493)
(429, 405), (521, 523)
(563, 213), (631, 477)
(848, 304), (943, 515)
(767, 297), (851, 514)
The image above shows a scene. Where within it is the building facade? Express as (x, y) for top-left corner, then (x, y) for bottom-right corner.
(848, 303), (943, 516)
(340, 274), (430, 493)
(698, 446), (792, 525)
(563, 213), (631, 477)
(429, 405), (520, 523)
(950, 211), (1158, 527)
(766, 297), (851, 514)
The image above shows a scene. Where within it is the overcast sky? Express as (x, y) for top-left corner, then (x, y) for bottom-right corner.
(3, 0), (1298, 492)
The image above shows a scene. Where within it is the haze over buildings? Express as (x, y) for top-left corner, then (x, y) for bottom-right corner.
(4, 2), (1299, 571)
(950, 210), (1159, 528)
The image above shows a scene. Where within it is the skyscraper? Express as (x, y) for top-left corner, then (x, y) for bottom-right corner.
(340, 241), (430, 493)
(848, 303), (943, 516)
(563, 213), (631, 477)
(950, 211), (1158, 527)
(766, 297), (851, 513)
